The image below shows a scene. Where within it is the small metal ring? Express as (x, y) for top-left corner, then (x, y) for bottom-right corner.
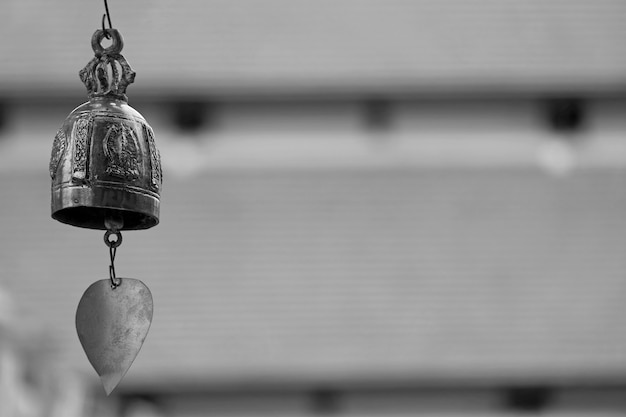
(104, 230), (123, 248)
(91, 28), (124, 55)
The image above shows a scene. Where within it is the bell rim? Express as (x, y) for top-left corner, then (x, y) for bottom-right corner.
(51, 183), (160, 230)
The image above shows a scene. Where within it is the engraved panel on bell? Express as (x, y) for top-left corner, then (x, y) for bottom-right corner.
(144, 124), (162, 191)
(102, 123), (140, 180)
(71, 116), (92, 182)
(49, 128), (67, 179)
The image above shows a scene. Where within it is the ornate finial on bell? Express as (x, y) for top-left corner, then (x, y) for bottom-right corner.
(50, 28), (162, 230)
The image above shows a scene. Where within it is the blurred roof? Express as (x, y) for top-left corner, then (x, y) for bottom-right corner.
(5, 168), (626, 390)
(1, 0), (626, 98)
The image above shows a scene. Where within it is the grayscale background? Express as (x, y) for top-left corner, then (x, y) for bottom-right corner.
(0, 1), (625, 416)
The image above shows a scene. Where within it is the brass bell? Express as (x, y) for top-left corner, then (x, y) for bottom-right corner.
(50, 22), (160, 395)
(50, 28), (161, 230)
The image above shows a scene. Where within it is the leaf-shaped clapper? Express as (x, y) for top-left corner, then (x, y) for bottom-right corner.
(76, 278), (153, 395)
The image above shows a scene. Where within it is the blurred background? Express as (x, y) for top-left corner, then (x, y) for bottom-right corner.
(1, 0), (626, 416)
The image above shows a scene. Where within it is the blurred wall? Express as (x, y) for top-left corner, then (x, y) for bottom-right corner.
(1, 1), (626, 416)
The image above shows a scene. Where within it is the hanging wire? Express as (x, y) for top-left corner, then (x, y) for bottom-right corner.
(109, 245), (120, 288)
(104, 230), (122, 288)
(102, 0), (114, 39)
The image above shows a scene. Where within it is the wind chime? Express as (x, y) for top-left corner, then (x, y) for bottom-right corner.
(49, 1), (161, 395)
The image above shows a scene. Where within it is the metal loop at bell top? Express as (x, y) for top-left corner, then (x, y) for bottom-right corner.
(92, 28), (124, 56)
(104, 229), (123, 248)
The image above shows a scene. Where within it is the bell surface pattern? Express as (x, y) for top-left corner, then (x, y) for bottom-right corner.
(50, 29), (162, 230)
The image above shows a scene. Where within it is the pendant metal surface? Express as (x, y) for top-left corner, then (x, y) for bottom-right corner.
(76, 278), (153, 395)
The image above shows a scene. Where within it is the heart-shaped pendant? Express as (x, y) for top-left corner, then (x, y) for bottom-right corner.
(76, 278), (153, 395)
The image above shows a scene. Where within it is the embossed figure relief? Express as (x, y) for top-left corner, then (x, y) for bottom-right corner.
(103, 123), (140, 180)
(72, 117), (92, 182)
(143, 124), (162, 191)
(49, 128), (68, 179)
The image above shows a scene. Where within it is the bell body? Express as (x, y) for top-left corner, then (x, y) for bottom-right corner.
(51, 97), (162, 230)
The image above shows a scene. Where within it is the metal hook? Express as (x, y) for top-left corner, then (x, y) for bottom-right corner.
(102, 0), (113, 39)
(104, 229), (122, 288)
(102, 14), (109, 38)
(109, 245), (120, 288)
